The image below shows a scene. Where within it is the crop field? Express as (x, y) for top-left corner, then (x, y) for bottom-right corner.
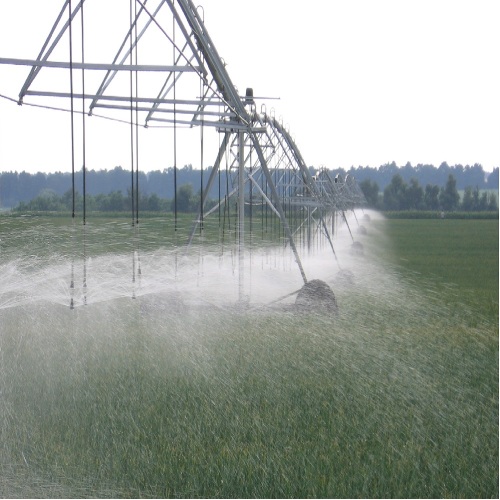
(0, 213), (498, 498)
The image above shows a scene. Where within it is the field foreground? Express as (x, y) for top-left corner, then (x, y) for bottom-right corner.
(0, 215), (498, 498)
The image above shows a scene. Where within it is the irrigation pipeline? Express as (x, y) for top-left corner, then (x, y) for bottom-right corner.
(0, 0), (368, 308)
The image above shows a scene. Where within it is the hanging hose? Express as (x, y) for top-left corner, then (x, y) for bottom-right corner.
(199, 78), (205, 234)
(249, 146), (253, 235)
(129, 0), (135, 226)
(80, 0), (86, 224)
(173, 6), (178, 232)
(134, 0), (139, 225)
(69, 0), (75, 220)
(69, 0), (77, 309)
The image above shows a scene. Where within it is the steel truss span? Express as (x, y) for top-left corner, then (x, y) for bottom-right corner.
(0, 0), (366, 307)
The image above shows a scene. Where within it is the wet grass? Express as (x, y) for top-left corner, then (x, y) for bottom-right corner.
(0, 212), (292, 262)
(375, 218), (499, 322)
(0, 215), (498, 498)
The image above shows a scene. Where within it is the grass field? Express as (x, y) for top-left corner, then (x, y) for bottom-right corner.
(0, 214), (498, 498)
(378, 218), (498, 321)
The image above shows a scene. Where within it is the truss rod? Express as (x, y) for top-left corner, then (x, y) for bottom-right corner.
(93, 103), (233, 117)
(88, 0), (157, 113)
(145, 42), (196, 124)
(18, 0), (84, 103)
(149, 116), (266, 131)
(23, 90), (224, 107)
(0, 57), (199, 72)
(147, 0), (207, 76)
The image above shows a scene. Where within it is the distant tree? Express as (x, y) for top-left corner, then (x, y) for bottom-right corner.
(38, 189), (64, 211)
(0, 171), (18, 207)
(4, 163), (498, 212)
(347, 165), (376, 185)
(399, 162), (415, 184)
(437, 161), (451, 179)
(486, 167), (498, 189)
(359, 179), (379, 208)
(378, 161), (399, 188)
(109, 167), (130, 194)
(478, 191), (489, 211)
(146, 193), (161, 211)
(18, 171), (39, 202)
(406, 178), (424, 209)
(464, 164), (486, 189)
(439, 174), (460, 211)
(460, 185), (498, 212)
(383, 174), (407, 210)
(147, 169), (169, 198)
(472, 186), (481, 210)
(424, 184), (440, 210)
(14, 189), (63, 211)
(487, 192), (498, 211)
(174, 184), (194, 212)
(46, 171), (71, 195)
(414, 164), (434, 188)
(106, 191), (126, 211)
(462, 186), (475, 211)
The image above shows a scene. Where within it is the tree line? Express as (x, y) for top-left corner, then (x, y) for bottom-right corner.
(1, 162), (498, 209)
(11, 173), (498, 215)
(13, 184), (206, 214)
(360, 174), (498, 211)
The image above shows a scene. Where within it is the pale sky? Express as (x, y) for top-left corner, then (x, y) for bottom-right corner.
(0, 0), (499, 174)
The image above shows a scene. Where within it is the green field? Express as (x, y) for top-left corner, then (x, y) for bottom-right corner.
(0, 215), (498, 498)
(378, 219), (498, 321)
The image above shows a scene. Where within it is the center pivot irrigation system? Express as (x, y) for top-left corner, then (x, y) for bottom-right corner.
(0, 0), (366, 309)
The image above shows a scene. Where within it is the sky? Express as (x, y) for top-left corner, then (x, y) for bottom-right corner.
(0, 0), (499, 175)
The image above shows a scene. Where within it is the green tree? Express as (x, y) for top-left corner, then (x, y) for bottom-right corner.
(359, 179), (379, 208)
(424, 184), (440, 210)
(478, 191), (489, 211)
(35, 190), (62, 211)
(487, 192), (498, 211)
(462, 186), (475, 211)
(106, 191), (126, 211)
(174, 184), (194, 212)
(486, 167), (498, 189)
(439, 174), (460, 211)
(146, 193), (161, 211)
(406, 178), (424, 209)
(472, 186), (480, 209)
(383, 174), (407, 210)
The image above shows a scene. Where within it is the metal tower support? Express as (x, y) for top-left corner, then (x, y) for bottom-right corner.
(0, 0), (368, 300)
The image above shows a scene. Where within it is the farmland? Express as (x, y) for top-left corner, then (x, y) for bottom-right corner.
(0, 214), (498, 498)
